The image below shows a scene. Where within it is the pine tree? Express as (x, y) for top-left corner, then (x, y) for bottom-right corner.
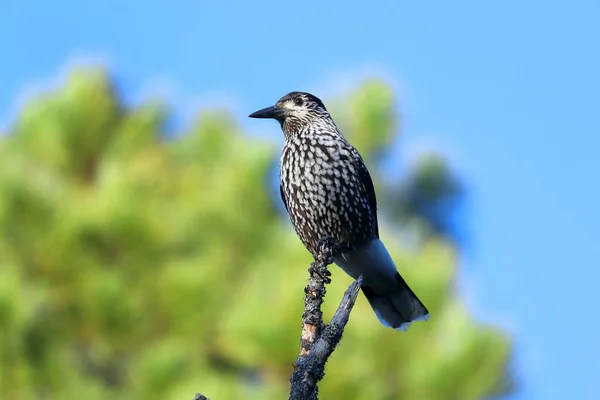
(0, 68), (514, 399)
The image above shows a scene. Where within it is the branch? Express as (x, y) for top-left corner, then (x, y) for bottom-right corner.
(289, 239), (363, 400)
(193, 240), (362, 400)
(299, 239), (334, 357)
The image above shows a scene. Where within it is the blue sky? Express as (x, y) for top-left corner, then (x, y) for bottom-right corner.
(1, 1), (599, 398)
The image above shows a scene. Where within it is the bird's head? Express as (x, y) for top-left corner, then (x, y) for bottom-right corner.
(249, 92), (332, 135)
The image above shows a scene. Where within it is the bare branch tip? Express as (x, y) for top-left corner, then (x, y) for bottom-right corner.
(290, 241), (363, 400)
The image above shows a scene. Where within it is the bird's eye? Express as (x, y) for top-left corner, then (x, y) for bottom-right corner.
(294, 97), (304, 106)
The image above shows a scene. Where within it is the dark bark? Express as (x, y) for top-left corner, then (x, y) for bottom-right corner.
(289, 239), (363, 400)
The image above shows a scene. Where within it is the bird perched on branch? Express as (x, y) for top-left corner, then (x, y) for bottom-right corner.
(249, 91), (429, 331)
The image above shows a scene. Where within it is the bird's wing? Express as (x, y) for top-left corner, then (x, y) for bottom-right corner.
(279, 184), (289, 213)
(353, 153), (380, 238)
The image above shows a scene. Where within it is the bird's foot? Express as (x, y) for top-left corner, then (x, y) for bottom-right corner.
(310, 237), (335, 284)
(314, 236), (336, 264)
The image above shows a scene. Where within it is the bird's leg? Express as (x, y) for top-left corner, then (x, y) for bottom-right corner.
(309, 237), (335, 284)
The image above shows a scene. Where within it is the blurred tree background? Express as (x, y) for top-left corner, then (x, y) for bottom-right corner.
(0, 68), (513, 399)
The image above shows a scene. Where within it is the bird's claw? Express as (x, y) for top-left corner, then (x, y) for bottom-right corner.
(314, 236), (336, 264)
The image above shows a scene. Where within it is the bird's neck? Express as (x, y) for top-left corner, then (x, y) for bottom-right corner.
(282, 118), (341, 142)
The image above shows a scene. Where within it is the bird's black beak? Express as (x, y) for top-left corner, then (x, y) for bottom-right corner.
(248, 105), (286, 120)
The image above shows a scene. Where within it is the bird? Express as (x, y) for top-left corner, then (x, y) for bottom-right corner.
(249, 91), (429, 331)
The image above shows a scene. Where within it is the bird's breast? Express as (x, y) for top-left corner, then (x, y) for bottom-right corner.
(280, 135), (376, 254)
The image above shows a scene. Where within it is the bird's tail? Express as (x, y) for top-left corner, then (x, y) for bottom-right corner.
(334, 239), (429, 331)
(361, 273), (429, 331)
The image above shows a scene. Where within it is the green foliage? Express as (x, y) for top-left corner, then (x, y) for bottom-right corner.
(0, 68), (513, 399)
(388, 153), (466, 243)
(327, 79), (397, 162)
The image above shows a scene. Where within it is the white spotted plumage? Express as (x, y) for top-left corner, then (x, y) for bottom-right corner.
(249, 91), (429, 331)
(279, 121), (376, 256)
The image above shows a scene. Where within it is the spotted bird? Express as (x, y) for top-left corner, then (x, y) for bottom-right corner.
(249, 91), (429, 331)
